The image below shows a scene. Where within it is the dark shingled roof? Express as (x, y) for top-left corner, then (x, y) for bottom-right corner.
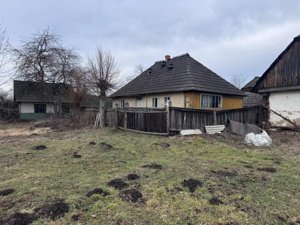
(14, 80), (74, 103)
(111, 54), (245, 98)
(243, 92), (263, 107)
(241, 76), (260, 92)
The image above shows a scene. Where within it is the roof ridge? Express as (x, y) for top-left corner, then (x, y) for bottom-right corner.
(185, 54), (194, 88)
(155, 53), (190, 63)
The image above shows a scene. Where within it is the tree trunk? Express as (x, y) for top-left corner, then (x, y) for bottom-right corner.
(99, 96), (106, 128)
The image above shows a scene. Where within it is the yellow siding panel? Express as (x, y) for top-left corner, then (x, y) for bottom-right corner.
(222, 97), (243, 109)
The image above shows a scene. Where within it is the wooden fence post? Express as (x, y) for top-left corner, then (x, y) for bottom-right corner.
(124, 107), (128, 130)
(115, 108), (118, 129)
(166, 104), (170, 135)
(213, 110), (217, 125)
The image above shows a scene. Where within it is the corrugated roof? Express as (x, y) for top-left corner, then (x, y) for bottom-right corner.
(111, 54), (245, 98)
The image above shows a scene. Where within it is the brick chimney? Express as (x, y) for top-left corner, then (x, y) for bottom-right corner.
(165, 55), (171, 61)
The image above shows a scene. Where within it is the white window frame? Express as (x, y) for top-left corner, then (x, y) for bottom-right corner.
(185, 96), (190, 108)
(120, 99), (125, 108)
(164, 96), (170, 105)
(152, 97), (158, 108)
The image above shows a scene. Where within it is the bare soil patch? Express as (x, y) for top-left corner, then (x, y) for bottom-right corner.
(119, 189), (143, 203)
(73, 152), (82, 158)
(182, 179), (203, 193)
(209, 197), (224, 205)
(211, 170), (238, 177)
(100, 142), (113, 150)
(34, 198), (69, 220)
(257, 167), (277, 173)
(32, 145), (47, 151)
(1, 212), (35, 225)
(89, 141), (96, 145)
(127, 173), (140, 180)
(86, 188), (109, 197)
(0, 188), (15, 196)
(107, 179), (129, 190)
(142, 163), (163, 170)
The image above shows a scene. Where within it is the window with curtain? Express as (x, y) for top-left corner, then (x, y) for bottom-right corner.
(201, 95), (221, 109)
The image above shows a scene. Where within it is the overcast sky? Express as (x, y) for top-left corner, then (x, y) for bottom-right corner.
(1, 0), (300, 91)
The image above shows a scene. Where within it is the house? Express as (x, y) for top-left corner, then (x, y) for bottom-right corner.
(241, 76), (260, 92)
(252, 35), (300, 127)
(241, 76), (263, 107)
(111, 54), (245, 110)
(14, 80), (103, 120)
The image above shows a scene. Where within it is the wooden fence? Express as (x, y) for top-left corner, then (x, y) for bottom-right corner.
(169, 106), (266, 132)
(80, 105), (266, 135)
(115, 105), (266, 135)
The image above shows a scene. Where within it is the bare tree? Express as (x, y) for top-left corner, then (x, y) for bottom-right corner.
(0, 25), (9, 76)
(69, 67), (89, 109)
(13, 28), (78, 84)
(231, 74), (247, 89)
(86, 47), (120, 128)
(125, 64), (144, 83)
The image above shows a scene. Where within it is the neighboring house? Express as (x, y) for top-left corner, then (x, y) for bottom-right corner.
(241, 76), (260, 92)
(252, 35), (300, 127)
(14, 80), (74, 120)
(14, 80), (104, 120)
(241, 76), (263, 107)
(111, 54), (245, 110)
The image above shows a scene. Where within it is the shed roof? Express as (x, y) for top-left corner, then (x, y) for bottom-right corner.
(14, 80), (74, 103)
(111, 54), (245, 98)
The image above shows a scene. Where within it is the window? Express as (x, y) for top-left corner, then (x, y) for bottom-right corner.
(152, 97), (158, 108)
(34, 104), (46, 113)
(120, 100), (125, 108)
(164, 96), (170, 104)
(136, 98), (142, 107)
(62, 103), (70, 114)
(201, 95), (221, 109)
(185, 96), (190, 108)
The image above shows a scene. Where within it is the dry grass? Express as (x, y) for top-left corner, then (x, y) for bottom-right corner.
(0, 124), (299, 225)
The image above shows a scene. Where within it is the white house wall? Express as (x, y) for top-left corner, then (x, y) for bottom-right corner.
(269, 91), (300, 127)
(112, 93), (185, 108)
(19, 103), (34, 113)
(19, 103), (55, 113)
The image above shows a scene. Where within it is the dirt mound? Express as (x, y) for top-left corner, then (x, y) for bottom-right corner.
(34, 198), (69, 220)
(243, 165), (254, 169)
(89, 141), (96, 145)
(182, 178), (203, 193)
(100, 142), (113, 150)
(159, 143), (170, 148)
(107, 179), (129, 190)
(142, 163), (163, 170)
(73, 152), (82, 158)
(0, 188), (15, 196)
(86, 188), (109, 197)
(257, 167), (277, 173)
(71, 213), (82, 221)
(119, 189), (143, 203)
(1, 212), (35, 225)
(166, 186), (183, 195)
(211, 170), (237, 177)
(127, 173), (140, 180)
(209, 197), (224, 205)
(32, 145), (47, 150)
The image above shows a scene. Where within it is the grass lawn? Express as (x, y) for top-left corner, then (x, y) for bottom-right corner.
(0, 126), (300, 225)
